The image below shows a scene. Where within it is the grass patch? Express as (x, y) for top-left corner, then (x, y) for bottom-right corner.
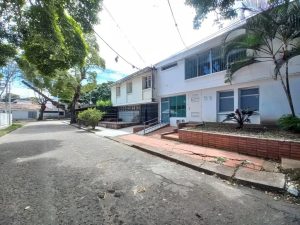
(0, 123), (23, 137)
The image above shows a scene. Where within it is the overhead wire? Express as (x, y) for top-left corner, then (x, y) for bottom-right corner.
(103, 4), (147, 65)
(91, 27), (140, 70)
(167, 0), (187, 48)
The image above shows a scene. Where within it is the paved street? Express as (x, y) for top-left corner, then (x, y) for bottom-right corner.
(0, 121), (299, 225)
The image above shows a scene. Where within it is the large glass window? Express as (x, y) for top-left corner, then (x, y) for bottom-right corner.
(198, 51), (211, 76)
(185, 57), (197, 79)
(218, 91), (234, 112)
(240, 88), (259, 111)
(169, 95), (186, 117)
(212, 47), (226, 73)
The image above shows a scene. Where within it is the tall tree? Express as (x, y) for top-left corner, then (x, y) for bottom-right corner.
(66, 34), (105, 124)
(0, 60), (20, 99)
(224, 0), (300, 117)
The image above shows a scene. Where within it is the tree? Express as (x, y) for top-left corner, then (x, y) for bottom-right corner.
(1, 0), (103, 75)
(53, 34), (105, 124)
(185, 0), (285, 28)
(3, 93), (20, 102)
(224, 1), (300, 117)
(80, 81), (113, 104)
(18, 57), (53, 120)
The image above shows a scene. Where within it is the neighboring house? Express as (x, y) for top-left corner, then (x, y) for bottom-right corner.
(43, 101), (65, 119)
(111, 67), (158, 123)
(0, 100), (40, 120)
(154, 22), (300, 126)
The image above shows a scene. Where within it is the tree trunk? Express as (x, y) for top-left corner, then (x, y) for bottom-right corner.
(38, 103), (46, 121)
(285, 61), (296, 117)
(70, 85), (81, 124)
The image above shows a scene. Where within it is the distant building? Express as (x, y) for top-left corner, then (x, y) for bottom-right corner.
(110, 67), (158, 123)
(0, 100), (40, 120)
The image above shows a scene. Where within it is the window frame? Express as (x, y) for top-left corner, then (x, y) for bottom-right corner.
(218, 90), (234, 113)
(239, 87), (259, 111)
(143, 75), (152, 89)
(126, 82), (132, 94)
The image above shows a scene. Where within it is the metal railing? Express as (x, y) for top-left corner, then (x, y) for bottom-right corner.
(143, 117), (159, 135)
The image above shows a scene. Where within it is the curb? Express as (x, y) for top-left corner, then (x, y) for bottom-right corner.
(68, 122), (286, 193)
(109, 136), (286, 192)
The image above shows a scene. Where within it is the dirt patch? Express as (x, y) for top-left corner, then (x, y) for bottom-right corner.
(191, 125), (300, 142)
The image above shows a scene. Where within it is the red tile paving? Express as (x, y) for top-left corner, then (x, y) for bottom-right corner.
(119, 133), (267, 171)
(145, 126), (176, 139)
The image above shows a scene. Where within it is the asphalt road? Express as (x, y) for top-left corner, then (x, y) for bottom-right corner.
(0, 121), (299, 225)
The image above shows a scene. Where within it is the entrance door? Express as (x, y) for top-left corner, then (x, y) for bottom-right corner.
(161, 98), (170, 123)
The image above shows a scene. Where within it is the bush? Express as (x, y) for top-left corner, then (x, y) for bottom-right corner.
(222, 108), (255, 129)
(96, 100), (112, 107)
(78, 108), (104, 129)
(278, 115), (300, 133)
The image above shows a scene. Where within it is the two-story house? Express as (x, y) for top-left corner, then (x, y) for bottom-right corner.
(111, 67), (158, 123)
(155, 23), (300, 126)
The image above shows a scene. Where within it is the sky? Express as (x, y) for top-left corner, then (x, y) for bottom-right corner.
(11, 0), (242, 98)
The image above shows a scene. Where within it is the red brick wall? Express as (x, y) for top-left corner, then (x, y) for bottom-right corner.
(178, 129), (300, 160)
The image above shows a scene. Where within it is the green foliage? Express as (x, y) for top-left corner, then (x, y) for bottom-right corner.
(96, 100), (112, 107)
(80, 81), (112, 104)
(223, 109), (255, 129)
(1, 0), (103, 75)
(78, 108), (104, 129)
(278, 115), (300, 133)
(0, 123), (23, 137)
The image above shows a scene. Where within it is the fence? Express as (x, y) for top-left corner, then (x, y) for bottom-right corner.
(0, 112), (12, 129)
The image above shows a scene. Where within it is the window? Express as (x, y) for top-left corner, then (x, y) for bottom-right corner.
(143, 76), (152, 89)
(126, 82), (132, 94)
(198, 51), (211, 76)
(116, 86), (121, 96)
(162, 62), (177, 71)
(227, 49), (247, 67)
(185, 57), (197, 79)
(169, 95), (186, 117)
(218, 91), (234, 112)
(240, 88), (259, 111)
(212, 47), (226, 73)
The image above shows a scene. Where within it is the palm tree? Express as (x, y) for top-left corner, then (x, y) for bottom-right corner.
(224, 0), (300, 117)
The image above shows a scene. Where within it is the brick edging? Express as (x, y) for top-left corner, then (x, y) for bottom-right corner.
(178, 129), (300, 160)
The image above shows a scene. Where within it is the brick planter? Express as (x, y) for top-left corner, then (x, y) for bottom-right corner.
(178, 129), (300, 160)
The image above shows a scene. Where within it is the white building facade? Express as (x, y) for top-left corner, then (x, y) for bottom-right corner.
(155, 29), (300, 126)
(111, 67), (158, 123)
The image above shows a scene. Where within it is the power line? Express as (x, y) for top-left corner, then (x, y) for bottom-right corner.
(167, 0), (187, 48)
(91, 27), (140, 70)
(103, 4), (147, 65)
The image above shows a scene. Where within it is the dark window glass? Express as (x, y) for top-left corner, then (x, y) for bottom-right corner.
(240, 88), (259, 111)
(198, 51), (211, 76)
(219, 91), (234, 112)
(185, 57), (197, 79)
(211, 47), (226, 73)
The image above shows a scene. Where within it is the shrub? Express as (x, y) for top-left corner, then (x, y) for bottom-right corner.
(78, 108), (104, 129)
(223, 108), (255, 129)
(96, 100), (112, 107)
(278, 115), (300, 133)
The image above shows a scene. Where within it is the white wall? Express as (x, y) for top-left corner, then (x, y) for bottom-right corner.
(111, 70), (154, 106)
(12, 110), (39, 120)
(0, 113), (12, 129)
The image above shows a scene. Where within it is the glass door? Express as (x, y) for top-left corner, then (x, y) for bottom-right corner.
(161, 98), (170, 123)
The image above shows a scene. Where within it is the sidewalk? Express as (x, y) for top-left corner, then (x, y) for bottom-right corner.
(113, 133), (286, 191)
